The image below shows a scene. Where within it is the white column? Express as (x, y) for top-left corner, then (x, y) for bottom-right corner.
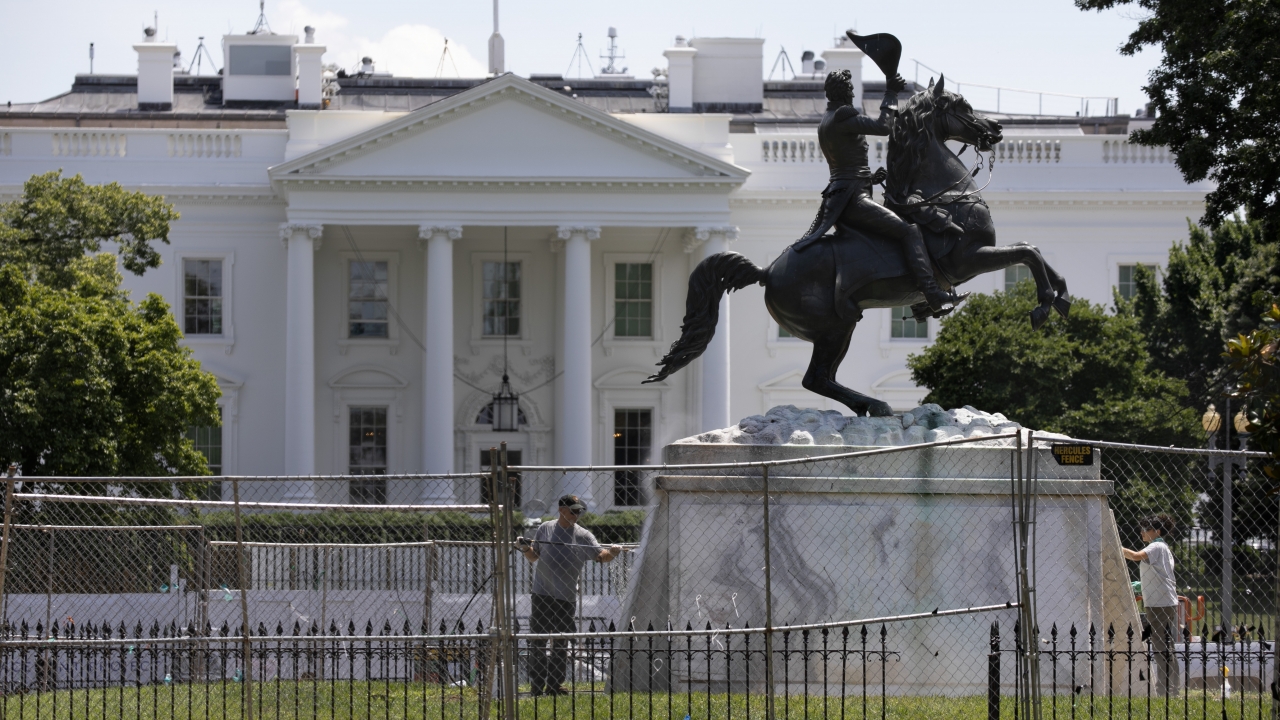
(556, 225), (600, 504)
(281, 223), (323, 500)
(419, 225), (463, 502)
(686, 225), (739, 432)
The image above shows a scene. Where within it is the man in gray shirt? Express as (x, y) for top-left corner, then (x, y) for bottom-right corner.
(517, 494), (622, 696)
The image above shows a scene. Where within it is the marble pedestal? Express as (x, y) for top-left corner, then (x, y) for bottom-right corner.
(612, 441), (1139, 696)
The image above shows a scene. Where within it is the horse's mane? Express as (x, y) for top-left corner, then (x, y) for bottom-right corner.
(885, 87), (959, 201)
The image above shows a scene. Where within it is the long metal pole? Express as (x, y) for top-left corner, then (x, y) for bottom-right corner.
(1026, 435), (1042, 719)
(1272, 488), (1279, 720)
(231, 478), (254, 720)
(1223, 398), (1234, 636)
(0, 464), (17, 628)
(500, 443), (518, 720)
(481, 452), (500, 720)
(762, 464), (776, 720)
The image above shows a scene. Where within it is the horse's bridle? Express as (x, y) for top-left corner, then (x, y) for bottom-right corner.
(887, 104), (996, 210)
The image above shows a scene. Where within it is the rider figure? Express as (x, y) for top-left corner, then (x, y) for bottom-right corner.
(794, 68), (967, 314)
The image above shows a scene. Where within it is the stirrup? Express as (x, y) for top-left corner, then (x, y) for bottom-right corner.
(924, 290), (969, 314)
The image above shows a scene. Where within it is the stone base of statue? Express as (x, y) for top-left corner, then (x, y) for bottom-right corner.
(611, 405), (1140, 696)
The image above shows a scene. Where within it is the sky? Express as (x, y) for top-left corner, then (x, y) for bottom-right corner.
(0, 0), (1160, 117)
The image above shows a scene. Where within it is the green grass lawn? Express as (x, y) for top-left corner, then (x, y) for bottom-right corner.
(0, 683), (1272, 719)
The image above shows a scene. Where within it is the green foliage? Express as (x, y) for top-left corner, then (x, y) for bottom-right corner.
(199, 510), (524, 543)
(907, 281), (1198, 446)
(0, 174), (218, 480)
(1124, 217), (1280, 406)
(1076, 0), (1280, 229)
(0, 171), (179, 289)
(1227, 305), (1280, 480)
(196, 509), (645, 543)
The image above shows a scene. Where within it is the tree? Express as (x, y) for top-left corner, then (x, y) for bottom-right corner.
(1076, 0), (1280, 230)
(0, 173), (219, 482)
(0, 256), (220, 477)
(908, 282), (1198, 445)
(1123, 216), (1279, 407)
(909, 282), (1203, 547)
(1226, 305), (1280, 537)
(0, 171), (178, 289)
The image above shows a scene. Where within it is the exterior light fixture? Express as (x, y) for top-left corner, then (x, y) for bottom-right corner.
(1201, 404), (1222, 434)
(492, 373), (520, 432)
(1233, 408), (1251, 435)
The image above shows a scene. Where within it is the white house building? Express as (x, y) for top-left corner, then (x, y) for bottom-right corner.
(0, 27), (1210, 513)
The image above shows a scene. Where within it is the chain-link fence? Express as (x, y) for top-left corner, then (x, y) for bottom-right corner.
(0, 432), (1274, 719)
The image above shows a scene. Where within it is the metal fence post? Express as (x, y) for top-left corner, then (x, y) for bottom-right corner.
(1272, 487), (1280, 720)
(0, 463), (16, 628)
(500, 443), (518, 720)
(988, 621), (1001, 720)
(1223, 397), (1234, 637)
(762, 463), (776, 720)
(480, 454), (499, 720)
(231, 477), (254, 720)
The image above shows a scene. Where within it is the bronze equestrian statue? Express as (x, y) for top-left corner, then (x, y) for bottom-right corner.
(645, 31), (1071, 418)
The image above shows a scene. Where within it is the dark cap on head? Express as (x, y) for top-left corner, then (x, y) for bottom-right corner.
(558, 495), (586, 512)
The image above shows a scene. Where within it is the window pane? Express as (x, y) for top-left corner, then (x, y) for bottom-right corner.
(183, 259), (224, 336)
(348, 406), (388, 504)
(1117, 264), (1156, 300)
(778, 326), (794, 338)
(614, 263), (653, 338)
(348, 261), (389, 338)
(613, 409), (651, 506)
(891, 306), (928, 339)
(482, 261), (521, 337)
(1004, 265), (1032, 291)
(187, 409), (223, 501)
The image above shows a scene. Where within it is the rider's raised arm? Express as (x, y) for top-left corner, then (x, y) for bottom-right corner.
(834, 90), (898, 137)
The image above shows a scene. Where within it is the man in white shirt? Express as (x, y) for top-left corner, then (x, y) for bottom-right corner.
(1123, 513), (1180, 696)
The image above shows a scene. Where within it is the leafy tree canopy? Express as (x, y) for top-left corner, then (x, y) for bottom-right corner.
(0, 173), (219, 480)
(1076, 0), (1280, 229)
(0, 171), (178, 288)
(0, 256), (220, 476)
(907, 282), (1198, 446)
(1124, 216), (1279, 406)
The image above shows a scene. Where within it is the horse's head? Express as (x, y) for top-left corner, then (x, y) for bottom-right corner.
(927, 75), (1003, 151)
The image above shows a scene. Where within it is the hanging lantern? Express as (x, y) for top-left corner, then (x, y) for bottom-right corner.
(492, 373), (520, 432)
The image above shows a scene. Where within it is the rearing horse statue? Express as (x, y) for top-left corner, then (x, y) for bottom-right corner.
(645, 76), (1071, 417)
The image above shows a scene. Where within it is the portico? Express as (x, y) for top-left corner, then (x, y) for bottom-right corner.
(267, 74), (747, 508)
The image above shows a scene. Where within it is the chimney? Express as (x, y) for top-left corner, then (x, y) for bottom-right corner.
(293, 26), (326, 109)
(134, 27), (177, 111)
(821, 36), (864, 108)
(663, 36), (696, 113)
(688, 37), (764, 112)
(801, 50), (815, 76)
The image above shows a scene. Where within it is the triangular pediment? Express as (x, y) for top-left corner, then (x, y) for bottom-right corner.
(270, 74), (748, 186)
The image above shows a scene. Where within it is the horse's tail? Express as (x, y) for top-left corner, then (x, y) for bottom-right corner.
(644, 252), (767, 384)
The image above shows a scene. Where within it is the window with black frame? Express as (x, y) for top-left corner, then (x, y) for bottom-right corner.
(187, 408), (223, 501)
(479, 449), (522, 507)
(613, 409), (650, 506)
(348, 406), (388, 503)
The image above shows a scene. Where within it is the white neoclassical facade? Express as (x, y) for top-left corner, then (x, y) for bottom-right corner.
(0, 29), (1210, 512)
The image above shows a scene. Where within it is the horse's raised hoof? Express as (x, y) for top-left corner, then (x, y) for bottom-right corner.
(1052, 295), (1071, 319)
(867, 401), (895, 418)
(1029, 305), (1051, 331)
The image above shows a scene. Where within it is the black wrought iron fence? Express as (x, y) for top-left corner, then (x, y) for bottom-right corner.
(0, 618), (1274, 719)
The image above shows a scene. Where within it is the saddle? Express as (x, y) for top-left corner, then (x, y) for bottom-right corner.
(819, 227), (958, 321)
